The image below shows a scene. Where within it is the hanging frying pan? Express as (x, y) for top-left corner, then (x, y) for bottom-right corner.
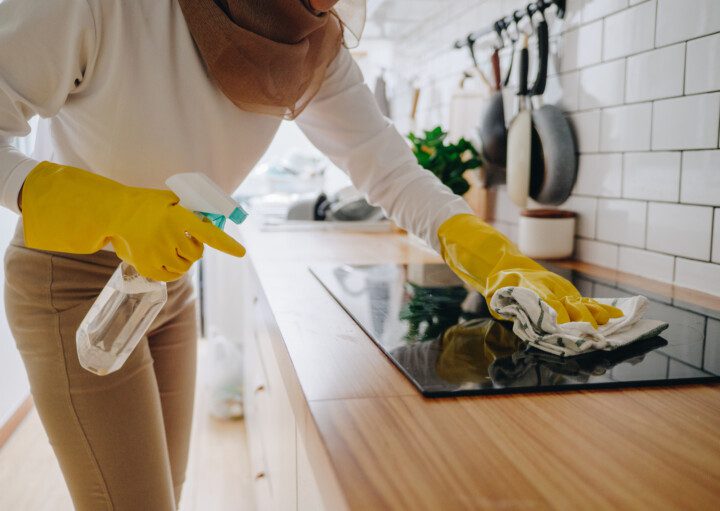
(529, 12), (578, 205)
(505, 35), (532, 208)
(477, 22), (507, 176)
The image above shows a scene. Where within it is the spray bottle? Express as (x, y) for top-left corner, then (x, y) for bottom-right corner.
(75, 173), (248, 376)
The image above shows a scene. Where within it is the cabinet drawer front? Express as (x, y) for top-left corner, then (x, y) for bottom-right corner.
(252, 467), (273, 511)
(243, 300), (268, 433)
(249, 290), (298, 510)
(243, 323), (269, 489)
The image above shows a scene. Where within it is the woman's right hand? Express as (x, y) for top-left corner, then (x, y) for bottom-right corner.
(21, 162), (245, 281)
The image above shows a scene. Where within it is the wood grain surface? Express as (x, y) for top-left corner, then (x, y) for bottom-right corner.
(0, 396), (32, 449)
(241, 223), (720, 510)
(311, 388), (720, 510)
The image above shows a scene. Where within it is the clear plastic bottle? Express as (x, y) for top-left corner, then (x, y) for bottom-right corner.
(75, 172), (247, 376)
(76, 262), (168, 375)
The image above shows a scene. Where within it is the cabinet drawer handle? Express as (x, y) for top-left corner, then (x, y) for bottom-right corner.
(255, 471), (266, 480)
(254, 384), (265, 393)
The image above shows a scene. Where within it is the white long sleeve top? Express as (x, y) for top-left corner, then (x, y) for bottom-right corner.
(0, 0), (472, 250)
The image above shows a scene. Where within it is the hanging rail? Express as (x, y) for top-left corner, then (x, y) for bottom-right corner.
(452, 0), (566, 50)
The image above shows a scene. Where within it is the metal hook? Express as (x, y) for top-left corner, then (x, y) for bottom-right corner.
(459, 70), (473, 89)
(502, 19), (518, 87)
(465, 34), (479, 68)
(516, 7), (534, 36)
(493, 20), (505, 49)
(526, 5), (536, 33)
(513, 11), (523, 30)
(507, 15), (520, 43)
(463, 33), (492, 90)
(536, 0), (548, 22)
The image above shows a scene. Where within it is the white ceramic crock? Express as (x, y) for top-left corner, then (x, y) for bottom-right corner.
(518, 209), (576, 259)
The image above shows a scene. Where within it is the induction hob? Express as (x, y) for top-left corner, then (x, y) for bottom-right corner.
(310, 263), (720, 397)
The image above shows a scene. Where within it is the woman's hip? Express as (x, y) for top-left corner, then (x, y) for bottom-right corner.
(4, 218), (196, 338)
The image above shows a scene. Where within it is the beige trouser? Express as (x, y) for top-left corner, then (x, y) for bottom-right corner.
(4, 222), (197, 510)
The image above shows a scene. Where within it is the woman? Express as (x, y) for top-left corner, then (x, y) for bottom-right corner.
(0, 0), (621, 509)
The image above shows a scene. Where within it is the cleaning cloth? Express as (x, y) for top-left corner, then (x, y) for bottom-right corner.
(490, 287), (669, 357)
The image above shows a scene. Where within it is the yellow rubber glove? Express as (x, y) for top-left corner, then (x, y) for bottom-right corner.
(438, 214), (623, 328)
(437, 319), (520, 384)
(21, 162), (245, 281)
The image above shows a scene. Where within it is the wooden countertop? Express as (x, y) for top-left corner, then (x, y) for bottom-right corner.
(240, 224), (720, 510)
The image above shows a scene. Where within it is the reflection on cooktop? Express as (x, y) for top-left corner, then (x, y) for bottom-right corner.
(310, 263), (720, 397)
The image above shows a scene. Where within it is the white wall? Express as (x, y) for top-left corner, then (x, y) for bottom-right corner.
(0, 207), (28, 427)
(387, 0), (720, 296)
(0, 120), (35, 428)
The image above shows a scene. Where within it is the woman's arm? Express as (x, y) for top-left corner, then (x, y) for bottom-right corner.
(0, 0), (98, 213)
(0, 0), (245, 280)
(294, 47), (473, 251)
(296, 48), (623, 327)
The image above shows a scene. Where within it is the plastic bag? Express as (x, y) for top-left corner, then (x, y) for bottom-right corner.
(204, 333), (244, 420)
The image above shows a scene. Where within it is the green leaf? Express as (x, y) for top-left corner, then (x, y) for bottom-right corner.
(406, 126), (482, 196)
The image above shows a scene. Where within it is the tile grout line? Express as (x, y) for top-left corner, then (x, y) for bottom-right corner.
(711, 207), (717, 264)
(652, 0), (659, 49)
(678, 151), (684, 204)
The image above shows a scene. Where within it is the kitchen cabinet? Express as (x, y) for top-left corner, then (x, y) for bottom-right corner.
(243, 263), (326, 511)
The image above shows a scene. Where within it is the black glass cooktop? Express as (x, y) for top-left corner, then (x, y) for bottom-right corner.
(310, 263), (720, 397)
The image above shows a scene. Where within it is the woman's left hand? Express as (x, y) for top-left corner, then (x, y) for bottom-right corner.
(438, 214), (623, 328)
(484, 265), (623, 327)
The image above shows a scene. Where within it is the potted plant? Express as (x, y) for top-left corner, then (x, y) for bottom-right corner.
(408, 126), (482, 197)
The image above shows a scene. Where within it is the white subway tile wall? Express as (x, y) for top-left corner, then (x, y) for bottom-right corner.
(623, 152), (680, 202)
(579, 59), (625, 109)
(602, 1), (656, 60)
(646, 203), (713, 260)
(568, 110), (600, 152)
(618, 246), (675, 283)
(685, 34), (720, 94)
(562, 196), (597, 238)
(390, 0), (720, 295)
(544, 71), (580, 111)
(600, 103), (652, 151)
(575, 153), (622, 197)
(581, 0), (629, 23)
(655, 0), (720, 46)
(596, 199), (646, 247)
(652, 94), (720, 150)
(561, 20), (603, 72)
(681, 150), (720, 206)
(575, 239), (619, 268)
(625, 44), (685, 102)
(674, 258), (720, 297)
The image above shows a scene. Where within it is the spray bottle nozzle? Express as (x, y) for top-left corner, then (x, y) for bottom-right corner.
(197, 207), (247, 229)
(165, 173), (248, 228)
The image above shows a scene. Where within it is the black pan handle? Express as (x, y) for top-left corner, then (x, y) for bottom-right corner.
(501, 18), (518, 88)
(502, 42), (516, 88)
(518, 38), (529, 97)
(530, 19), (549, 96)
